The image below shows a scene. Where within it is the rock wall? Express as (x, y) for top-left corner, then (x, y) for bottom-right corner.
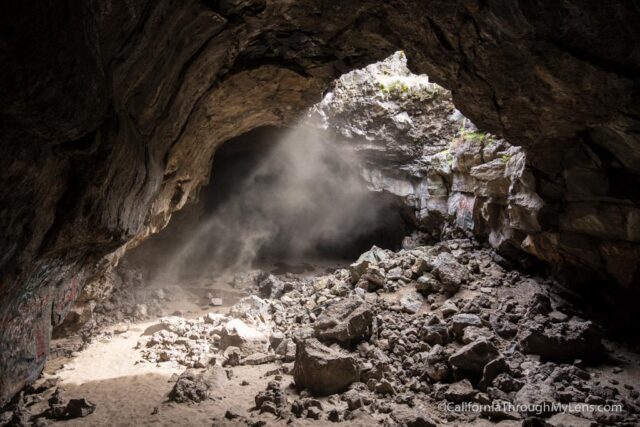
(314, 52), (541, 260)
(1, 0), (639, 405)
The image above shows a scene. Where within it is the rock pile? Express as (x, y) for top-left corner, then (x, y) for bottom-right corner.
(140, 239), (639, 425)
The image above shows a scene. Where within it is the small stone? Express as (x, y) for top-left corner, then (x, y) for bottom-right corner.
(400, 292), (423, 314)
(441, 300), (459, 317)
(209, 298), (223, 306)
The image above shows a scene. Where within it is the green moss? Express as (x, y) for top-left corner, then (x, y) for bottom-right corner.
(379, 80), (445, 100)
(461, 130), (487, 144)
(500, 154), (511, 163)
(438, 149), (454, 166)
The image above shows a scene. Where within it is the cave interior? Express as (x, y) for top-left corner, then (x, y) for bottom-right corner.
(1, 1), (640, 425)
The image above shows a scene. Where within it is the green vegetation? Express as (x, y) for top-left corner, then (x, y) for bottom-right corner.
(378, 80), (446, 100)
(455, 127), (498, 148)
(460, 130), (487, 144)
(379, 81), (409, 94)
(500, 154), (511, 164)
(438, 148), (454, 167)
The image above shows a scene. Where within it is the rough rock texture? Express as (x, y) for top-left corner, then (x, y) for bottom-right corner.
(168, 367), (229, 404)
(140, 240), (634, 425)
(448, 339), (500, 374)
(1, 0), (640, 405)
(293, 338), (359, 396)
(518, 318), (603, 361)
(313, 298), (373, 344)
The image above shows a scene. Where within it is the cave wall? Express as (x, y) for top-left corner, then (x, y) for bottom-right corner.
(1, 0), (639, 405)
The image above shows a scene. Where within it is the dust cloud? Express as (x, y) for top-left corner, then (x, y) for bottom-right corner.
(154, 121), (409, 282)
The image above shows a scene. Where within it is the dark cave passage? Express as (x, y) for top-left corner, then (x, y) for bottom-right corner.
(127, 125), (416, 280)
(205, 126), (416, 262)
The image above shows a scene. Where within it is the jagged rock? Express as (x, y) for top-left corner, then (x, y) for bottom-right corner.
(420, 316), (450, 345)
(449, 339), (500, 373)
(169, 367), (229, 403)
(444, 379), (476, 402)
(258, 274), (285, 299)
(424, 344), (450, 381)
(518, 318), (602, 361)
(229, 295), (271, 323)
(489, 312), (519, 339)
(400, 291), (424, 314)
(356, 266), (386, 292)
(462, 326), (494, 344)
(275, 339), (297, 362)
(292, 397), (324, 419)
(412, 258), (432, 276)
(269, 331), (285, 350)
(479, 357), (508, 391)
(219, 319), (270, 356)
(415, 274), (440, 294)
(450, 313), (482, 336)
(349, 246), (388, 283)
(293, 339), (359, 395)
(432, 253), (468, 293)
(375, 379), (396, 395)
(440, 300), (459, 317)
(341, 389), (364, 411)
(313, 298), (372, 343)
(241, 353), (277, 365)
(223, 346), (242, 367)
(390, 407), (437, 427)
(493, 373), (524, 392)
(43, 390), (97, 421)
(63, 398), (96, 419)
(515, 382), (557, 416)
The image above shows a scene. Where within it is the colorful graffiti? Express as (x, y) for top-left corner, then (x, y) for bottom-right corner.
(454, 195), (475, 231)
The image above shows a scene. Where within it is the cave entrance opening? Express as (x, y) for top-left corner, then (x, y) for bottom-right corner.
(126, 124), (416, 283)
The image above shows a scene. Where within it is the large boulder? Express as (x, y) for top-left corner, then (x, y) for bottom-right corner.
(219, 319), (270, 356)
(349, 246), (389, 283)
(313, 298), (373, 343)
(169, 367), (229, 403)
(432, 252), (468, 293)
(518, 318), (602, 361)
(448, 339), (500, 373)
(293, 339), (359, 396)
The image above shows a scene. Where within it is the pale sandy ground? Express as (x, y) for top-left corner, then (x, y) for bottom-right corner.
(42, 318), (384, 427)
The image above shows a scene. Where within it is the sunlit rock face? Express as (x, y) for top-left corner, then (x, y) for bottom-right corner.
(1, 0), (639, 404)
(314, 52), (539, 258)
